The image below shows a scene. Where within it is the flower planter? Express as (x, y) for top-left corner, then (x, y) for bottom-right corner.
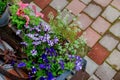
(56, 59), (87, 80)
(0, 6), (10, 27)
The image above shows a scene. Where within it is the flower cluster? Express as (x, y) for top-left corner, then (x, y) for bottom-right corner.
(10, 1), (85, 80)
(10, 1), (44, 29)
(17, 21), (83, 80)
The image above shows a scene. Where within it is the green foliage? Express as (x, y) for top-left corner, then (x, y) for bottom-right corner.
(49, 10), (78, 42)
(64, 62), (74, 70)
(57, 36), (89, 57)
(36, 70), (46, 80)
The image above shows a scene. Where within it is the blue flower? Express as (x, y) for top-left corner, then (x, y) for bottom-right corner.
(39, 64), (46, 69)
(42, 54), (47, 60)
(47, 72), (54, 80)
(11, 60), (15, 66)
(59, 60), (64, 70)
(17, 62), (26, 68)
(39, 77), (46, 80)
(31, 66), (37, 74)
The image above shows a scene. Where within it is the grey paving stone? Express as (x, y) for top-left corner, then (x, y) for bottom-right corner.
(95, 62), (116, 80)
(30, 2), (42, 12)
(60, 9), (75, 24)
(110, 22), (120, 38)
(29, 2), (42, 16)
(50, 0), (68, 11)
(106, 49), (120, 70)
(102, 6), (120, 23)
(118, 43), (120, 50)
(81, 0), (91, 4)
(99, 34), (119, 51)
(84, 56), (99, 76)
(88, 75), (100, 80)
(84, 3), (102, 19)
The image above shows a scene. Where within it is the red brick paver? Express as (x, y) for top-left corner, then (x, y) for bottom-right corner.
(111, 0), (120, 10)
(34, 0), (51, 9)
(42, 6), (57, 22)
(88, 43), (110, 65)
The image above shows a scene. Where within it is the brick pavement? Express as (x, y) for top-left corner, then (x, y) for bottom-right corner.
(1, 0), (120, 80)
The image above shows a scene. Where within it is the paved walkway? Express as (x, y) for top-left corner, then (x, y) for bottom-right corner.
(1, 0), (120, 80)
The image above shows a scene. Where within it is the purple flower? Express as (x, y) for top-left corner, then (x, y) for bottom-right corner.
(31, 49), (37, 56)
(44, 25), (50, 32)
(76, 56), (82, 61)
(39, 64), (46, 69)
(50, 47), (57, 56)
(45, 34), (50, 41)
(29, 27), (35, 31)
(17, 62), (26, 68)
(59, 60), (64, 70)
(68, 55), (75, 59)
(31, 66), (37, 74)
(20, 42), (28, 46)
(47, 72), (54, 80)
(32, 41), (41, 46)
(34, 33), (39, 37)
(26, 33), (34, 38)
(28, 72), (32, 80)
(53, 37), (59, 44)
(48, 40), (54, 46)
(35, 26), (41, 32)
(46, 64), (51, 69)
(16, 30), (21, 35)
(75, 60), (82, 71)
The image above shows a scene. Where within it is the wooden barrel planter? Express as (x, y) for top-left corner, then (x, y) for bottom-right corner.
(0, 26), (29, 80)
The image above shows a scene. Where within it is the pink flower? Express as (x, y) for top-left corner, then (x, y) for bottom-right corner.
(22, 15), (30, 26)
(18, 1), (29, 9)
(36, 12), (44, 18)
(16, 8), (24, 16)
(32, 5), (44, 18)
